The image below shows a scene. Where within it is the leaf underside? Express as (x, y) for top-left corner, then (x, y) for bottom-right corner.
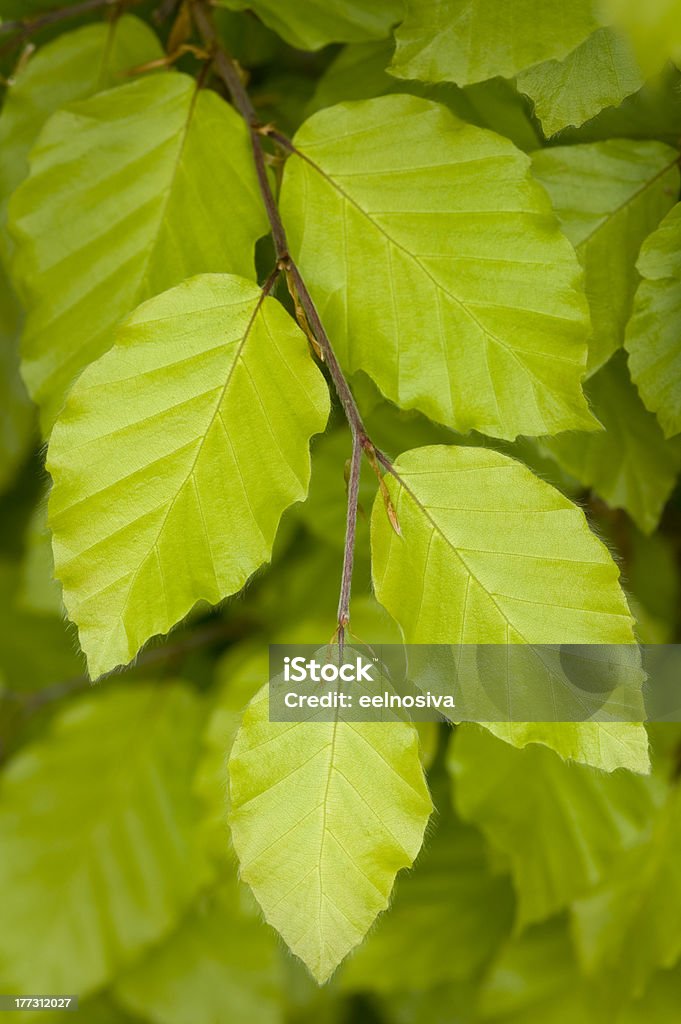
(9, 72), (267, 430)
(229, 684), (432, 983)
(281, 94), (595, 440)
(47, 274), (330, 678)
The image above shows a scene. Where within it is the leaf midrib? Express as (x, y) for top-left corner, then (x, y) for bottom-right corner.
(577, 155), (680, 249)
(99, 293), (270, 670)
(389, 465), (628, 649)
(293, 147), (569, 416)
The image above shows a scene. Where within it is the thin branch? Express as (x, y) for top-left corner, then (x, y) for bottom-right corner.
(0, 0), (122, 39)
(191, 0), (395, 638)
(192, 3), (288, 258)
(286, 262), (371, 445)
(261, 126), (295, 154)
(337, 431), (362, 649)
(190, 1), (371, 445)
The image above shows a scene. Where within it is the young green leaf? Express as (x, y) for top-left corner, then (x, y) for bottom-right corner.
(0, 682), (208, 997)
(625, 201), (681, 438)
(212, 0), (403, 50)
(9, 73), (268, 430)
(517, 28), (643, 138)
(228, 684), (432, 983)
(47, 274), (330, 679)
(390, 0), (604, 86)
(531, 140), (680, 373)
(556, 63), (681, 148)
(371, 444), (635, 644)
(370, 444), (647, 768)
(538, 352), (681, 534)
(281, 95), (595, 439)
(480, 722), (651, 774)
(449, 726), (659, 928)
(0, 16), (163, 267)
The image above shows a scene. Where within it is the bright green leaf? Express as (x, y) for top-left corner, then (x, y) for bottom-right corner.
(539, 352), (681, 534)
(0, 17), (163, 267)
(228, 683), (432, 983)
(370, 445), (646, 767)
(371, 445), (635, 644)
(625, 201), (681, 437)
(480, 722), (651, 774)
(390, 0), (604, 86)
(0, 682), (208, 996)
(47, 274), (330, 679)
(281, 95), (595, 439)
(213, 0), (402, 50)
(557, 63), (681, 147)
(517, 28), (643, 138)
(450, 726), (658, 928)
(9, 73), (268, 430)
(531, 140), (680, 373)
(115, 879), (283, 1024)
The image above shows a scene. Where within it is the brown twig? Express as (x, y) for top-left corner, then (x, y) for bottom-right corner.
(190, 0), (396, 639)
(337, 432), (363, 648)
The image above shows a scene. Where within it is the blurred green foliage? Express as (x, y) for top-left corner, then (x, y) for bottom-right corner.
(1, 1), (681, 1022)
